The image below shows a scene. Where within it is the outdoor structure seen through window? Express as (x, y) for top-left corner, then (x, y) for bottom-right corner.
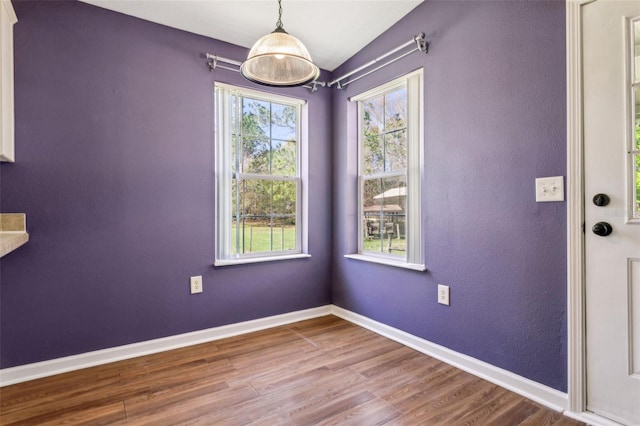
(215, 83), (308, 265)
(349, 70), (425, 270)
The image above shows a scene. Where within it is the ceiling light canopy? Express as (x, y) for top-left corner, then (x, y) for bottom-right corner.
(240, 0), (320, 87)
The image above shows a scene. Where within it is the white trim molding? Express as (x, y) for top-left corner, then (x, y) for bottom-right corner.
(0, 306), (332, 387)
(566, 0), (590, 420)
(331, 306), (569, 413)
(566, 0), (586, 415)
(343, 254), (426, 271)
(213, 83), (309, 266)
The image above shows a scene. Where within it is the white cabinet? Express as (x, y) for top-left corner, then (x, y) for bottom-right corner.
(0, 0), (16, 162)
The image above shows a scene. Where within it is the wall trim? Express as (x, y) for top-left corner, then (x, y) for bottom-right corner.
(0, 306), (332, 387)
(331, 306), (569, 413)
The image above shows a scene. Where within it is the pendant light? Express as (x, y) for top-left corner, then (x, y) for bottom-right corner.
(240, 0), (320, 87)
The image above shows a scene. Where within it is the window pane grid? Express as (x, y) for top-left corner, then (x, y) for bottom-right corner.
(234, 96), (298, 179)
(362, 86), (408, 176)
(234, 94), (299, 255)
(232, 177), (298, 255)
(359, 83), (409, 259)
(216, 84), (304, 263)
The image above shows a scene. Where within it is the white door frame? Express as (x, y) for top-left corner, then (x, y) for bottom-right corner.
(566, 0), (588, 416)
(566, 2), (631, 424)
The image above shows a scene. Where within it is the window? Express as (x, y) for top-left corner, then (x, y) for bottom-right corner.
(346, 70), (425, 270)
(630, 18), (640, 220)
(214, 83), (309, 265)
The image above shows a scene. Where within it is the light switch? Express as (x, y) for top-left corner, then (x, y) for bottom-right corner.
(535, 176), (564, 202)
(438, 284), (450, 306)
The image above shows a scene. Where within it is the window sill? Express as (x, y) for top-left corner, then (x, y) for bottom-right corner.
(344, 254), (426, 271)
(214, 253), (311, 267)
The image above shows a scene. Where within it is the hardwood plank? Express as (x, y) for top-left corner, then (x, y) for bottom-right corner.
(1, 367), (122, 411)
(486, 399), (542, 425)
(122, 378), (229, 418)
(0, 316), (584, 426)
(519, 407), (582, 426)
(384, 369), (482, 415)
(375, 361), (463, 402)
(313, 398), (402, 426)
(433, 384), (522, 425)
(118, 385), (259, 426)
(323, 334), (403, 371)
(218, 369), (368, 424)
(289, 390), (377, 425)
(0, 374), (142, 424)
(4, 401), (127, 426)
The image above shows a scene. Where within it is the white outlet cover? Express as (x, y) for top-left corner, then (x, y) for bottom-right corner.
(190, 275), (203, 294)
(535, 176), (564, 202)
(438, 284), (450, 306)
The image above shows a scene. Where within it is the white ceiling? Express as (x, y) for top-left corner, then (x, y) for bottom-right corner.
(79, 0), (423, 71)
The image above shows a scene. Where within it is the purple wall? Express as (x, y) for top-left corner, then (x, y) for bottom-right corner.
(331, 1), (568, 391)
(1, 0), (568, 394)
(0, 0), (332, 368)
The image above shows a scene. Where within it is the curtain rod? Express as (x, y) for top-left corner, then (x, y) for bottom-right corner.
(204, 53), (327, 93)
(204, 32), (427, 92)
(328, 33), (428, 90)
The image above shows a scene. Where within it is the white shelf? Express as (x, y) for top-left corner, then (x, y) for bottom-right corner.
(0, 231), (29, 257)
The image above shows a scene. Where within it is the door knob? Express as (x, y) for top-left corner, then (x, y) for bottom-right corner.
(593, 193), (610, 206)
(592, 222), (613, 237)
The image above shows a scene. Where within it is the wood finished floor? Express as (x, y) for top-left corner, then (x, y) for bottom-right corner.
(0, 315), (584, 425)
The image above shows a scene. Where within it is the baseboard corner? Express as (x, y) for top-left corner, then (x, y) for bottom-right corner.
(330, 305), (568, 413)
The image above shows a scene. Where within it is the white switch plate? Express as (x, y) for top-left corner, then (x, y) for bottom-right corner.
(438, 284), (450, 306)
(535, 176), (564, 202)
(190, 275), (203, 294)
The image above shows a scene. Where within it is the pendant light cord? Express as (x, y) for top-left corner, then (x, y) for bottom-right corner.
(276, 0), (283, 30)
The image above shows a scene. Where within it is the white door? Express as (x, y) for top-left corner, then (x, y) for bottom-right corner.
(583, 1), (640, 425)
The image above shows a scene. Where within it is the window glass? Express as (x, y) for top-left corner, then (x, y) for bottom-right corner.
(632, 20), (640, 217)
(362, 176), (407, 255)
(360, 86), (408, 258)
(362, 87), (407, 175)
(634, 19), (640, 82)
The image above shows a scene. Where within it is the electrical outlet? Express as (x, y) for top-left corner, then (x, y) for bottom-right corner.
(438, 284), (450, 306)
(190, 275), (203, 294)
(535, 176), (564, 202)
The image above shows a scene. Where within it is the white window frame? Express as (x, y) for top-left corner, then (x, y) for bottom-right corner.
(345, 69), (425, 271)
(214, 83), (310, 266)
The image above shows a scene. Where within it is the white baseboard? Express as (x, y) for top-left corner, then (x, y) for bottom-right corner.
(1, 302), (570, 419)
(330, 305), (569, 413)
(0, 305), (332, 387)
